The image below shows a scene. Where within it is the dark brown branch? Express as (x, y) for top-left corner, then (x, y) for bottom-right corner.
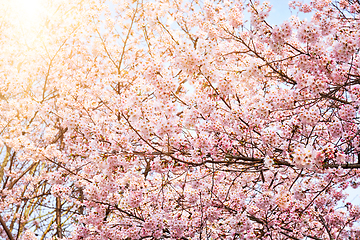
(50, 127), (68, 144)
(0, 214), (14, 240)
(318, 214), (333, 240)
(7, 162), (38, 190)
(301, 179), (333, 215)
(224, 155), (262, 162)
(44, 156), (92, 183)
(324, 163), (360, 169)
(319, 93), (351, 104)
(93, 200), (144, 222)
(56, 197), (62, 238)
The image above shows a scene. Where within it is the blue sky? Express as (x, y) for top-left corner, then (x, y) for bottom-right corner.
(267, 0), (312, 25)
(267, 0), (295, 24)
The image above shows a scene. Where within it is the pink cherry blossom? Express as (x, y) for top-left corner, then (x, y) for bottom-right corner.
(0, 0), (360, 239)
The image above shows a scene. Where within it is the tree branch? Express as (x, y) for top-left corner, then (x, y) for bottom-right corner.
(0, 214), (14, 240)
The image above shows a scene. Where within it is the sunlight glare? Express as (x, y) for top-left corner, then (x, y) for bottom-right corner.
(12, 0), (46, 28)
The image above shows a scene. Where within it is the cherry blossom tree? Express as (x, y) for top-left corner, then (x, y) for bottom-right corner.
(1, 0), (360, 239)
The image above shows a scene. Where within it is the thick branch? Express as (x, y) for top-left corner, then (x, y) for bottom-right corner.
(0, 215), (14, 240)
(56, 197), (62, 238)
(324, 163), (360, 169)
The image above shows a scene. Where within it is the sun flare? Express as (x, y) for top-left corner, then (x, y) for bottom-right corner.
(11, 0), (46, 29)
